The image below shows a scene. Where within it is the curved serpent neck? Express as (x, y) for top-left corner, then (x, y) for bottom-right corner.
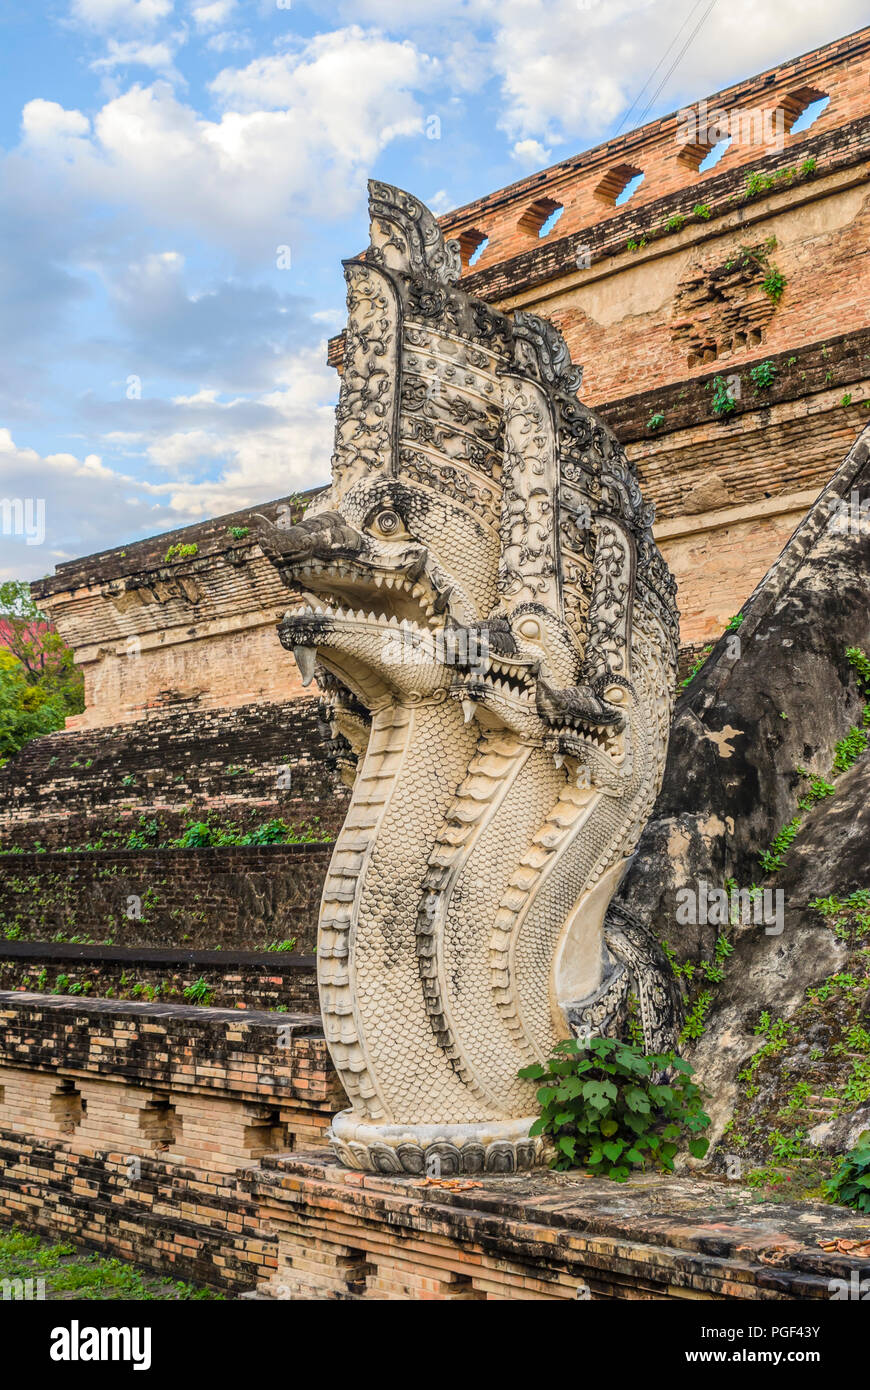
(317, 656), (664, 1130)
(318, 695), (489, 1126)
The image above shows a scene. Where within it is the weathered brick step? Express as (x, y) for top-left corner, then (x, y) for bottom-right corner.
(0, 941), (318, 1013)
(0, 844), (331, 953)
(0, 991), (341, 1110)
(0, 696), (349, 852)
(0, 940), (316, 968)
(248, 1151), (870, 1301)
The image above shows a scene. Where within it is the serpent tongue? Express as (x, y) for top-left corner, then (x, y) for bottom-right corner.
(293, 645), (317, 686)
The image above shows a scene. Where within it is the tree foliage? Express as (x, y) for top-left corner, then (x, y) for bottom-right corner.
(0, 581), (83, 765)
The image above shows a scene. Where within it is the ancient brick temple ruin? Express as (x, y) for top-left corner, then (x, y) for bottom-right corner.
(2, 29), (870, 1299)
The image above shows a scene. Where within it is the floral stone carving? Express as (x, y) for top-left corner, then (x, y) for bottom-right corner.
(256, 183), (679, 1174)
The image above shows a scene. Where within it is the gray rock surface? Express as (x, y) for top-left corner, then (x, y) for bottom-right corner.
(617, 424), (870, 1141)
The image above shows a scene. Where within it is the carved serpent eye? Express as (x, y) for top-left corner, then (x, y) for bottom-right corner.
(371, 508), (406, 538)
(516, 616), (543, 641)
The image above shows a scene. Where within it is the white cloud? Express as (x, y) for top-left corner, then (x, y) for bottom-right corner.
(171, 388), (222, 405)
(490, 0), (870, 147)
(191, 0), (236, 30)
(145, 345), (338, 516)
(426, 188), (452, 214)
(20, 100), (91, 144)
(0, 428), (163, 581)
(14, 28), (435, 256)
(208, 26), (434, 123)
(69, 0), (174, 30)
(90, 38), (181, 75)
(511, 138), (551, 168)
(0, 343), (337, 578)
(205, 29), (252, 54)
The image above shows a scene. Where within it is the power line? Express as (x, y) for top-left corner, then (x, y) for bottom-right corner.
(614, 0), (717, 137)
(633, 0), (718, 130)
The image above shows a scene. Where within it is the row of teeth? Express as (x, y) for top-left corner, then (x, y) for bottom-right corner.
(488, 656), (536, 679)
(293, 567), (441, 623)
(286, 599), (434, 634)
(296, 560), (365, 581)
(558, 724), (622, 755)
(475, 684), (621, 754)
(482, 677), (526, 699)
(376, 576), (439, 621)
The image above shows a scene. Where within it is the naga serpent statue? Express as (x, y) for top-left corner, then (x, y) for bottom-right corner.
(256, 183), (680, 1174)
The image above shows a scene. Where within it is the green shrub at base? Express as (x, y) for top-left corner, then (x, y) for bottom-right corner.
(519, 1036), (711, 1181)
(825, 1131), (870, 1212)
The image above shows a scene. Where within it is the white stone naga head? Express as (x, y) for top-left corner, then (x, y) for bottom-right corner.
(256, 183), (679, 1175)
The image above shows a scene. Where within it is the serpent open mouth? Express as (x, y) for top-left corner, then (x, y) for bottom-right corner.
(276, 550), (455, 692)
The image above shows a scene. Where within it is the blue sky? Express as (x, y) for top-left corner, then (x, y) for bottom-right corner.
(0, 0), (866, 581)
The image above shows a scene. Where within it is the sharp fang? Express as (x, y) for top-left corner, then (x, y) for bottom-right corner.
(553, 753), (565, 769)
(293, 645), (317, 687)
(461, 699), (477, 725)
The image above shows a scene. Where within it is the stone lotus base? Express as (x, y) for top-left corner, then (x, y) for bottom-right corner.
(327, 1110), (546, 1174)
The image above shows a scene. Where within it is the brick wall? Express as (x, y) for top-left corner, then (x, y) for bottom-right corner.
(0, 992), (338, 1291)
(0, 697), (349, 852)
(1, 995), (868, 1300)
(0, 844), (331, 951)
(32, 495), (318, 731)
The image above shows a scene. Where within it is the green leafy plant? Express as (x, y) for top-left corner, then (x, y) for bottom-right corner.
(647, 412), (665, 431)
(227, 526), (249, 539)
(175, 820), (214, 847)
(680, 644), (713, 689)
(758, 816), (801, 873)
(519, 1037), (710, 1180)
(796, 774), (835, 811)
(183, 977), (214, 1007)
(241, 818), (293, 844)
(126, 817), (160, 849)
(785, 1080), (812, 1112)
(833, 725), (868, 774)
(711, 375), (737, 416)
(163, 542), (199, 562)
(680, 988), (714, 1041)
(691, 202), (712, 220)
(847, 646), (870, 699)
(743, 158), (816, 200)
(749, 360), (777, 389)
(737, 1012), (796, 1092)
(761, 268), (786, 303)
(825, 1131), (870, 1212)
(663, 213), (685, 232)
(744, 170), (774, 197)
